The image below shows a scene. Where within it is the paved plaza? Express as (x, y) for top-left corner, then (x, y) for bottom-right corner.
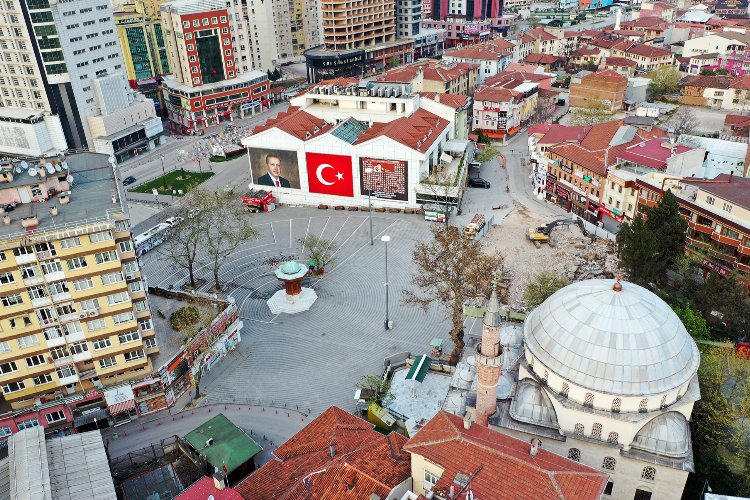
(141, 208), (456, 416)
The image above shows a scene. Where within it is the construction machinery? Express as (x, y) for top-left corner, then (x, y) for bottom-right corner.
(527, 219), (574, 248)
(463, 213), (486, 240)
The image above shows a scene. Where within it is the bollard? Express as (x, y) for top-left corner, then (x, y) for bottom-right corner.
(287, 413), (290, 418)
(262, 407), (265, 412)
(275, 409), (278, 414)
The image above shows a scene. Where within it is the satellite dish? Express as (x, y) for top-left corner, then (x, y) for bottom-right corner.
(15, 167), (22, 174)
(61, 161), (68, 170)
(20, 161), (28, 170)
(55, 164), (62, 172)
(28, 167), (38, 177)
(66, 175), (73, 183)
(46, 164), (55, 175)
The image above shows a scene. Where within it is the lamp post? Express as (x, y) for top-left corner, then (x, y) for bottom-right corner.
(159, 154), (166, 190)
(365, 167), (373, 245)
(381, 235), (391, 330)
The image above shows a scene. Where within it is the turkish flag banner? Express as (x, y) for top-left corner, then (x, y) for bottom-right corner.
(306, 152), (354, 198)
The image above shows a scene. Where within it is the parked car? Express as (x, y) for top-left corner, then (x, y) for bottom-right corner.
(468, 177), (491, 189)
(123, 176), (136, 186)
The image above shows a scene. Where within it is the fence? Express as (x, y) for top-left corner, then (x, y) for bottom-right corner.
(577, 216), (617, 241)
(109, 435), (181, 476)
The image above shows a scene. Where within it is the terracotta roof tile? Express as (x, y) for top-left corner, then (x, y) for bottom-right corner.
(474, 86), (520, 103)
(524, 53), (566, 64)
(353, 108), (449, 151)
(627, 43), (672, 58)
(252, 107), (331, 141)
(602, 56), (637, 67)
(418, 92), (471, 110)
(403, 412), (608, 500)
(682, 74), (734, 89)
(730, 75), (750, 89)
(377, 60), (478, 84)
(582, 69), (628, 83)
(444, 38), (514, 60)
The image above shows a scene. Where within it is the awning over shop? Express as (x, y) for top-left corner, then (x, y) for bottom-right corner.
(109, 399), (136, 416)
(406, 355), (432, 383)
(73, 408), (110, 427)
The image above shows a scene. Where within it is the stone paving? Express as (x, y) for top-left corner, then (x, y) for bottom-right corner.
(141, 207), (458, 416)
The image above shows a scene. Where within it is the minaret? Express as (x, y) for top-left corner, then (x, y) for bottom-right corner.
(475, 280), (504, 427)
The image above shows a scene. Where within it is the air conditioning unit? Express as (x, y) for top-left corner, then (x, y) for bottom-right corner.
(205, 438), (214, 447)
(88, 311), (97, 317)
(78, 313), (87, 319)
(126, 274), (134, 280)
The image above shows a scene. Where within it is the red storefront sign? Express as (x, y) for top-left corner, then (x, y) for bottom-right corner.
(599, 205), (625, 222)
(701, 257), (732, 277)
(484, 106), (500, 112)
(556, 186), (570, 199)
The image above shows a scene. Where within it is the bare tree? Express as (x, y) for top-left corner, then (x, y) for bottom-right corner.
(403, 225), (503, 359)
(668, 107), (698, 136)
(180, 303), (226, 399)
(569, 101), (612, 126)
(202, 189), (258, 291)
(299, 234), (338, 273)
(159, 191), (206, 289)
(420, 166), (461, 225)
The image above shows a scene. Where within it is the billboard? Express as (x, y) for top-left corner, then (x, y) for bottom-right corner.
(359, 157), (408, 201)
(306, 152), (354, 198)
(248, 147), (301, 189)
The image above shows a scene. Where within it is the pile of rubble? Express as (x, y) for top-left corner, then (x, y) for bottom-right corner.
(482, 207), (621, 309)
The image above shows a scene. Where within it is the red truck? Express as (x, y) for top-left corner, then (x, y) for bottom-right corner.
(241, 189), (276, 213)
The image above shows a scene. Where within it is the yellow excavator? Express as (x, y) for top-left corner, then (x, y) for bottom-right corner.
(527, 219), (574, 248)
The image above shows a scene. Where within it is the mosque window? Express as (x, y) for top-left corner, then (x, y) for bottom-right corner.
(574, 423), (584, 435)
(584, 392), (594, 408)
(639, 399), (648, 413)
(641, 466), (656, 481)
(611, 398), (621, 413)
(602, 456), (616, 471)
(591, 423), (602, 440)
(660, 394), (668, 409)
(567, 448), (581, 462)
(560, 382), (569, 398)
(607, 432), (619, 444)
(541, 370), (548, 385)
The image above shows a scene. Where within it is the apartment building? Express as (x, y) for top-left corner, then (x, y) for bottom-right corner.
(0, 153), (157, 411)
(569, 69), (628, 112)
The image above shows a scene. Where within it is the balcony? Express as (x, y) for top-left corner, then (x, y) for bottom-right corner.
(736, 261), (750, 273)
(688, 219), (714, 235)
(72, 351), (92, 363)
(711, 231), (742, 246)
(15, 254), (36, 265)
(686, 236), (711, 250)
(36, 250), (56, 260)
(44, 271), (66, 282)
(23, 275), (44, 287)
(51, 291), (72, 302)
(53, 356), (73, 368)
(638, 196), (657, 208)
(738, 244), (750, 256)
(46, 336), (67, 348)
(66, 331), (86, 343)
(58, 374), (80, 385)
(58, 312), (83, 323)
(31, 296), (52, 308)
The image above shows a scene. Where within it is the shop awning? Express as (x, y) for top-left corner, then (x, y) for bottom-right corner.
(406, 355), (432, 383)
(73, 408), (110, 427)
(109, 399), (136, 416)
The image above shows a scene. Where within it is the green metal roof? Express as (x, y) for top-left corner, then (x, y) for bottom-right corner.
(331, 118), (368, 144)
(405, 355), (432, 383)
(183, 414), (261, 474)
(429, 338), (444, 348)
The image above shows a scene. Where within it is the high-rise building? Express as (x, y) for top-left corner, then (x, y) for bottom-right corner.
(0, 152), (157, 411)
(0, 0), (163, 161)
(160, 0), (270, 133)
(397, 0), (423, 38)
(430, 0), (504, 20)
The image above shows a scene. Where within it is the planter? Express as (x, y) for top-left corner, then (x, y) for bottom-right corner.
(334, 205), (345, 210)
(389, 208), (401, 213)
(318, 204), (329, 209)
(2, 215), (9, 225)
(360, 206), (371, 212)
(50, 206), (58, 216)
(347, 206), (359, 211)
(404, 208), (415, 214)
(59, 195), (70, 205)
(21, 216), (38, 228)
(375, 207), (386, 213)
(415, 209), (425, 214)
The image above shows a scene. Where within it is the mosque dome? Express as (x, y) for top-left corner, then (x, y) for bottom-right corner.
(631, 412), (690, 457)
(524, 279), (699, 397)
(509, 379), (558, 428)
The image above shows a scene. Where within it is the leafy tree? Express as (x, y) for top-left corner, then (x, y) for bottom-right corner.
(267, 69), (273, 81)
(700, 69), (716, 76)
(716, 68), (730, 75)
(299, 234), (338, 273)
(159, 191), (207, 289)
(644, 190), (688, 270)
(421, 167), (459, 224)
(181, 304), (225, 400)
(170, 306), (200, 331)
(475, 142), (498, 163)
(616, 215), (660, 285)
(648, 66), (681, 99)
(523, 271), (569, 308)
(404, 225), (502, 358)
(355, 374), (393, 407)
(692, 272), (750, 339)
(272, 68), (282, 80)
(673, 303), (710, 340)
(569, 101), (612, 126)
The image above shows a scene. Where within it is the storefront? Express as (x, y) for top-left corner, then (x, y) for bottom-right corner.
(133, 378), (169, 416)
(161, 353), (192, 407)
(599, 205), (625, 233)
(554, 185), (571, 211)
(105, 386), (138, 426)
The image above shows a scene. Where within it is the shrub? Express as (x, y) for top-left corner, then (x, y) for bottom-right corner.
(170, 306), (200, 331)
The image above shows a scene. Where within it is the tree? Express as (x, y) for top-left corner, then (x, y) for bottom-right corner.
(475, 142), (498, 163)
(181, 304), (225, 400)
(692, 272), (750, 340)
(523, 271), (570, 308)
(202, 189), (258, 291)
(355, 374), (393, 407)
(569, 101), (612, 126)
(700, 69), (716, 76)
(299, 234), (337, 273)
(716, 67), (730, 75)
(673, 303), (710, 340)
(159, 191), (207, 289)
(420, 167), (459, 224)
(644, 190), (688, 271)
(668, 107), (698, 136)
(616, 215), (660, 285)
(403, 225), (503, 358)
(648, 66), (680, 99)
(272, 68), (282, 81)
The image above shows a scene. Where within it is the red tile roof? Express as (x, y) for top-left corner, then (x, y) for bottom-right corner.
(524, 53), (566, 65)
(582, 69), (628, 83)
(627, 43), (673, 58)
(253, 107), (331, 141)
(474, 86), (519, 104)
(538, 124), (591, 146)
(682, 74), (734, 89)
(617, 138), (693, 170)
(525, 27), (558, 41)
(418, 92), (471, 110)
(353, 108), (449, 151)
(689, 173), (750, 210)
(724, 114), (750, 128)
(403, 412), (609, 500)
(572, 46), (601, 57)
(602, 56), (637, 67)
(444, 38), (514, 60)
(377, 60), (478, 84)
(731, 75), (750, 89)
(177, 477), (243, 500)
(235, 407), (410, 500)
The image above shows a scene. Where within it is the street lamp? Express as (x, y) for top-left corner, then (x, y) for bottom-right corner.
(381, 235), (391, 331)
(365, 167), (373, 245)
(159, 154), (166, 190)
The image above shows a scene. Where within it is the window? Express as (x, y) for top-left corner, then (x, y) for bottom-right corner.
(33, 373), (53, 385)
(73, 277), (95, 291)
(64, 322), (83, 336)
(113, 312), (134, 324)
(144, 338), (157, 349)
(706, 195), (715, 205)
(56, 304), (76, 316)
(660, 394), (668, 409)
(67, 256), (88, 270)
(634, 489), (652, 500)
(17, 418), (38, 430)
(424, 469), (440, 489)
(0, 342), (9, 353)
(107, 291), (129, 305)
(55, 365), (75, 378)
(34, 242), (56, 256)
(41, 261), (63, 275)
(139, 319), (153, 331)
(560, 382), (569, 398)
(118, 241), (133, 253)
(92, 338), (111, 350)
(134, 300), (148, 312)
(584, 392), (594, 408)
(60, 236), (81, 249)
(28, 286), (48, 299)
(591, 422), (602, 440)
(1, 294), (23, 307)
(25, 354), (45, 367)
(541, 370), (548, 385)
(611, 398), (621, 413)
(50, 346), (68, 360)
(118, 331), (140, 344)
(3, 381), (25, 394)
(13, 246), (32, 257)
(87, 319), (106, 331)
(574, 423), (584, 435)
(602, 456), (616, 471)
(21, 266), (38, 279)
(607, 432), (619, 444)
(101, 272), (124, 285)
(0, 272), (15, 285)
(99, 356), (117, 368)
(69, 342), (88, 355)
(124, 349), (145, 362)
(115, 221), (129, 232)
(95, 250), (118, 264)
(46, 410), (66, 424)
(187, 44), (194, 51)
(641, 466), (656, 481)
(89, 231), (113, 243)
(603, 481), (614, 496)
(639, 398), (648, 413)
(79, 298), (99, 312)
(567, 448), (581, 462)
(0, 362), (17, 375)
(18, 335), (39, 349)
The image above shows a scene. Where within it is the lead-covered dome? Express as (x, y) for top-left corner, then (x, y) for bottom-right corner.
(524, 279), (699, 396)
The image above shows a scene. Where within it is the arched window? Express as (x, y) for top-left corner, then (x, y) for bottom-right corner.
(607, 432), (619, 444)
(574, 423), (584, 435)
(568, 448), (581, 462)
(641, 466), (656, 481)
(542, 370), (548, 385)
(639, 398), (648, 413)
(591, 422), (602, 440)
(660, 394), (668, 409)
(602, 456), (616, 471)
(560, 382), (569, 398)
(611, 398), (621, 413)
(584, 392), (594, 408)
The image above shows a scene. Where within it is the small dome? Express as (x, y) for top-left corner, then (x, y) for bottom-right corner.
(631, 412), (690, 457)
(509, 379), (558, 429)
(524, 279), (700, 396)
(280, 261), (303, 275)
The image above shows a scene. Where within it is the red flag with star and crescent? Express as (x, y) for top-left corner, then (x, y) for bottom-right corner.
(306, 152), (354, 198)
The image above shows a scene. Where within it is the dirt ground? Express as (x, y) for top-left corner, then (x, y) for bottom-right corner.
(482, 205), (622, 309)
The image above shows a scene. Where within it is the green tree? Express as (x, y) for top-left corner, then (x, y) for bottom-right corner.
(648, 66), (681, 99)
(673, 303), (710, 340)
(644, 190), (688, 270)
(355, 374), (393, 407)
(692, 272), (750, 339)
(299, 234), (338, 273)
(569, 101), (612, 126)
(475, 142), (498, 163)
(716, 68), (730, 75)
(616, 215), (660, 285)
(523, 271), (570, 308)
(272, 68), (282, 80)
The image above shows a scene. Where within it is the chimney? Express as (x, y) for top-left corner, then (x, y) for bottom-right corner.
(212, 473), (226, 491)
(463, 414), (472, 430)
(435, 93), (441, 103)
(329, 443), (335, 458)
(50, 206), (58, 216)
(530, 438), (541, 456)
(615, 8), (622, 30)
